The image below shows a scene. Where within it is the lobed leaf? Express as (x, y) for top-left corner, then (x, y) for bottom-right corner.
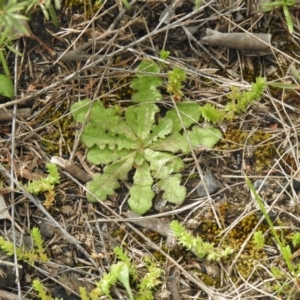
(165, 101), (201, 132)
(72, 100), (138, 145)
(130, 61), (162, 103)
(187, 126), (222, 148)
(149, 132), (190, 154)
(157, 174), (186, 205)
(87, 173), (120, 202)
(87, 152), (136, 202)
(144, 149), (184, 179)
(135, 60), (161, 73)
(145, 117), (173, 145)
(125, 104), (159, 140)
(81, 122), (138, 150)
(87, 146), (132, 165)
(71, 99), (106, 124)
(128, 161), (154, 215)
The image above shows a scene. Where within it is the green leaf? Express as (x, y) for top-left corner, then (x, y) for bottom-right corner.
(122, 0), (131, 9)
(87, 146), (132, 165)
(282, 245), (292, 261)
(125, 104), (159, 140)
(103, 151), (136, 181)
(128, 182), (154, 215)
(72, 100), (137, 149)
(134, 149), (146, 166)
(71, 99), (104, 123)
(113, 246), (131, 267)
(87, 173), (120, 202)
(130, 61), (162, 103)
(165, 101), (201, 132)
(115, 264), (134, 300)
(271, 267), (285, 279)
(170, 220), (233, 261)
(283, 4), (293, 33)
(0, 74), (14, 98)
(99, 263), (122, 298)
(144, 148), (184, 179)
(32, 279), (53, 300)
(113, 247), (138, 280)
(81, 122), (138, 150)
(128, 161), (154, 215)
(135, 60), (161, 73)
(267, 81), (300, 89)
(26, 163), (59, 194)
(145, 117), (173, 145)
(48, 5), (58, 26)
(187, 126), (222, 148)
(290, 64), (300, 81)
(149, 132), (190, 154)
(157, 174), (186, 205)
(87, 152), (136, 202)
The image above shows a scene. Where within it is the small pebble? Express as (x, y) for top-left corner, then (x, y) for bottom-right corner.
(275, 178), (300, 193)
(253, 179), (269, 192)
(39, 221), (55, 239)
(197, 171), (223, 197)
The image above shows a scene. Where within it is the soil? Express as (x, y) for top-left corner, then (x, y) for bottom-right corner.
(1, 0), (300, 299)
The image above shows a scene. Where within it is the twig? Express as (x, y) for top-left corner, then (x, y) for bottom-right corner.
(200, 29), (272, 56)
(0, 108), (30, 121)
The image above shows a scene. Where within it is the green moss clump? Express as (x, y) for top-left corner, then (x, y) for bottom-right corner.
(38, 101), (75, 156)
(100, 76), (133, 103)
(196, 271), (220, 287)
(217, 129), (276, 171)
(194, 202), (271, 282)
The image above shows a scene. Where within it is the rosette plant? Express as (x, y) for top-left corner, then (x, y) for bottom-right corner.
(71, 61), (221, 214)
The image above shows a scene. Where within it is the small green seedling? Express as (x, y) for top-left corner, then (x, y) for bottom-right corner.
(170, 220), (234, 261)
(26, 163), (60, 209)
(0, 0), (60, 77)
(0, 0), (29, 76)
(26, 163), (60, 194)
(26, 0), (60, 27)
(199, 77), (266, 124)
(0, 227), (48, 265)
(246, 177), (295, 275)
(79, 246), (163, 300)
(167, 67), (186, 101)
(32, 279), (59, 300)
(159, 49), (170, 60)
(260, 0), (295, 34)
